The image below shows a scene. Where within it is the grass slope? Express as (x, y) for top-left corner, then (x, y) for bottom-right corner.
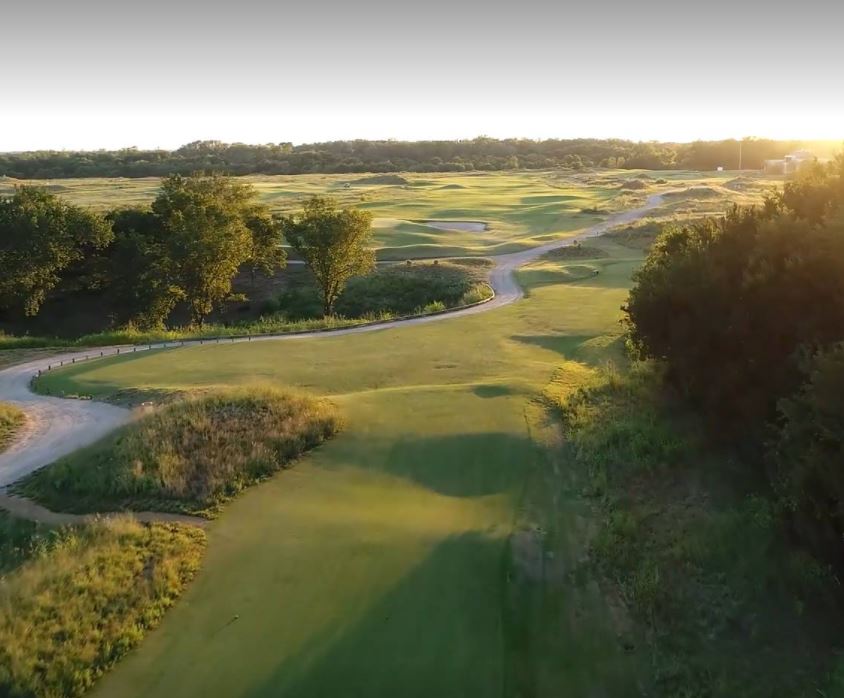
(0, 402), (25, 453)
(38, 241), (644, 697)
(0, 517), (205, 698)
(19, 389), (340, 518)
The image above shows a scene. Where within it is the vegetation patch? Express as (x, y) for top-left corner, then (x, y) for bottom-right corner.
(18, 388), (340, 517)
(0, 511), (49, 573)
(336, 259), (493, 317)
(556, 364), (844, 696)
(0, 516), (205, 698)
(0, 401), (25, 453)
(540, 243), (608, 261)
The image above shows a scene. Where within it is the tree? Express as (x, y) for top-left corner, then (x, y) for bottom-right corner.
(0, 187), (112, 315)
(281, 196), (375, 315)
(104, 207), (182, 328)
(245, 210), (286, 280)
(771, 344), (844, 564)
(152, 174), (284, 325)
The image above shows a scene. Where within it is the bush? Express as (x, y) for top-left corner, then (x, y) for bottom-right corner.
(335, 260), (492, 317)
(0, 401), (25, 453)
(0, 517), (204, 698)
(18, 388), (340, 516)
(771, 344), (844, 563)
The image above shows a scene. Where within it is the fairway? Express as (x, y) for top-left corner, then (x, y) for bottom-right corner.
(41, 239), (646, 696)
(0, 170), (780, 259)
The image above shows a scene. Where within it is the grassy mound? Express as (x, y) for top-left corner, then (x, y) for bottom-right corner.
(0, 402), (25, 453)
(540, 243), (608, 261)
(0, 516), (205, 698)
(18, 388), (340, 517)
(336, 259), (493, 317)
(349, 174), (408, 186)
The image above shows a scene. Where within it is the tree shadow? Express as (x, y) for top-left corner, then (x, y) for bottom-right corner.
(245, 532), (508, 698)
(378, 432), (538, 498)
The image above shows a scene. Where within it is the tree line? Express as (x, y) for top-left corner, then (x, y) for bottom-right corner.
(1, 138), (839, 179)
(624, 156), (844, 567)
(0, 176), (374, 329)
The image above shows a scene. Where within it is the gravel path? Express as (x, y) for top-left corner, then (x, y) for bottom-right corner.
(0, 193), (666, 497)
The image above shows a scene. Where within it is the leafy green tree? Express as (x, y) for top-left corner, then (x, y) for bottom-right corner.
(281, 196), (375, 315)
(245, 210), (286, 279)
(626, 192), (844, 437)
(152, 174), (284, 325)
(105, 207), (182, 328)
(0, 187), (112, 315)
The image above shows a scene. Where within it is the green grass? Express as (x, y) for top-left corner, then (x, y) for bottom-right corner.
(556, 363), (844, 696)
(0, 170), (782, 260)
(38, 240), (642, 697)
(18, 388), (340, 518)
(0, 516), (205, 698)
(0, 401), (25, 453)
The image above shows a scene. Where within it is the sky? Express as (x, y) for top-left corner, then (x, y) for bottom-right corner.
(2, 0), (842, 151)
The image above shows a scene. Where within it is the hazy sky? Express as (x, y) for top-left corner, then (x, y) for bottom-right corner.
(3, 0), (842, 150)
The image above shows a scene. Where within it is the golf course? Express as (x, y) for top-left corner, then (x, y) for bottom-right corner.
(0, 169), (790, 696)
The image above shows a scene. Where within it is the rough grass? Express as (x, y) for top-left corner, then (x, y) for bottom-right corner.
(18, 388), (340, 517)
(0, 516), (205, 698)
(0, 512), (48, 574)
(336, 259), (494, 317)
(556, 363), (844, 697)
(0, 401), (25, 453)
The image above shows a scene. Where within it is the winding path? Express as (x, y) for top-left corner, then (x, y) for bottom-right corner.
(0, 193), (667, 495)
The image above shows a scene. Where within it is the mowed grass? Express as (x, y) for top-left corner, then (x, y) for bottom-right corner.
(0, 517), (205, 698)
(38, 239), (645, 697)
(0, 401), (25, 453)
(18, 389), (340, 518)
(0, 169), (779, 260)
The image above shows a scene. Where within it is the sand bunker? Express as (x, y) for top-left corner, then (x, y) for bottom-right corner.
(422, 220), (488, 232)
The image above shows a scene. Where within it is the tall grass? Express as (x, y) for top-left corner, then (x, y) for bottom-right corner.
(0, 516), (205, 698)
(18, 388), (340, 517)
(0, 401), (25, 453)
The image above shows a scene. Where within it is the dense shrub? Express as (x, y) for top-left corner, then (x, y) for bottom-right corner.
(0, 401), (25, 453)
(0, 517), (205, 698)
(625, 160), (844, 436)
(624, 157), (844, 565)
(771, 344), (844, 562)
(19, 388), (340, 516)
(336, 260), (493, 317)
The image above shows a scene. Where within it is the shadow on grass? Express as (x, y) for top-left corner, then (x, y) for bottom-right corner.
(381, 432), (538, 498)
(245, 532), (508, 698)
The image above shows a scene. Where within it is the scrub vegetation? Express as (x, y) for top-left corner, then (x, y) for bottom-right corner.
(0, 516), (205, 698)
(0, 401), (25, 453)
(18, 388), (340, 517)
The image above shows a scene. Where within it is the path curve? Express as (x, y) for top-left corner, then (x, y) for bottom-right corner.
(0, 193), (666, 490)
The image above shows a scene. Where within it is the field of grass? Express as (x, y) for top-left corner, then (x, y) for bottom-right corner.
(0, 516), (205, 698)
(0, 169), (782, 259)
(0, 401), (25, 453)
(37, 238), (643, 697)
(18, 389), (340, 518)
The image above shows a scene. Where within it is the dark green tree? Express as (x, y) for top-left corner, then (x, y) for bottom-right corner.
(0, 187), (112, 316)
(281, 197), (375, 316)
(152, 174), (285, 325)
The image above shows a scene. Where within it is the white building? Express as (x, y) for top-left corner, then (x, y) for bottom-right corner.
(762, 150), (817, 175)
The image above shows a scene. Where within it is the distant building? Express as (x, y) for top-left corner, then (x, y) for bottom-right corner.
(762, 150), (817, 175)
